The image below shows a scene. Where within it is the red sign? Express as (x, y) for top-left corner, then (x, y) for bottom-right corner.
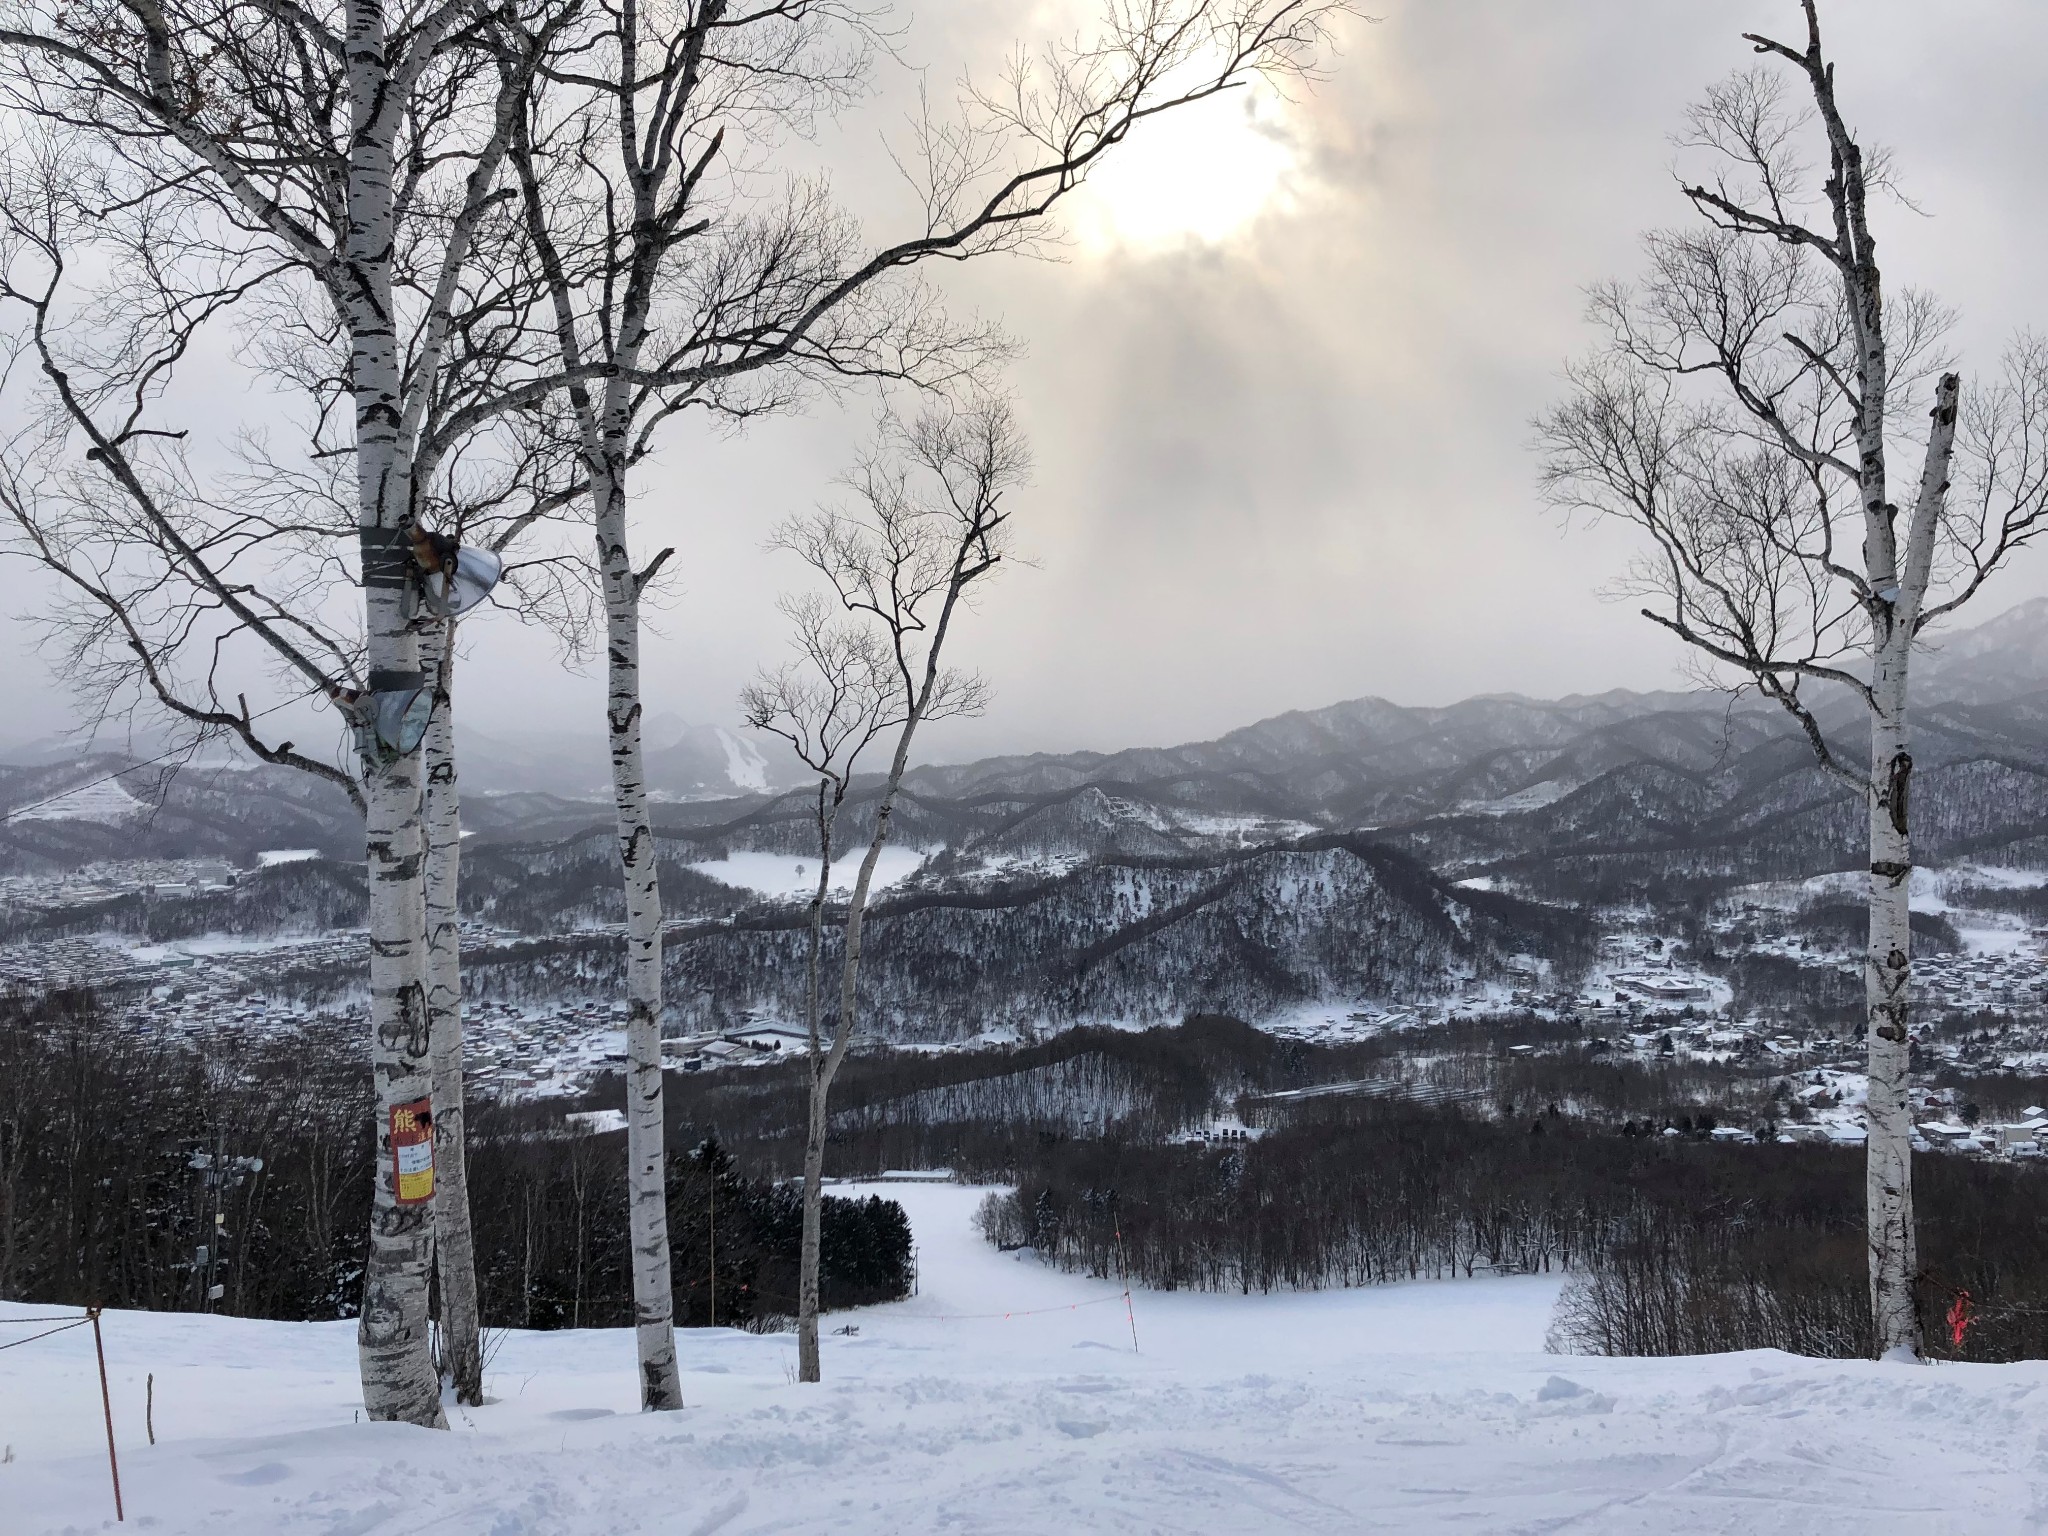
(391, 1097), (436, 1205)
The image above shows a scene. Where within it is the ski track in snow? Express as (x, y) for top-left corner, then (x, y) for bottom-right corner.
(6, 1182), (2047, 1534)
(711, 727), (770, 795)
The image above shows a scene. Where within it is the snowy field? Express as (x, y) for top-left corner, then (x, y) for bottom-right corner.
(4, 780), (149, 824)
(7, 1182), (2048, 1534)
(689, 846), (925, 900)
(1736, 864), (2048, 956)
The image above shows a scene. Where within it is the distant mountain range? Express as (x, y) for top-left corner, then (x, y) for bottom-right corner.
(2, 597), (2044, 922)
(7, 597), (2044, 1035)
(7, 597), (2046, 868)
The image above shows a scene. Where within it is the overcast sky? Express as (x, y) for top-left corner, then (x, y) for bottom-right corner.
(9, 0), (2048, 761)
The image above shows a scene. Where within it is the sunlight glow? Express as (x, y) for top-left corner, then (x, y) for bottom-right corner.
(1067, 83), (1300, 254)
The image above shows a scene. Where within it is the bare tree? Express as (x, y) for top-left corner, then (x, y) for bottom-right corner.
(1536, 1), (2048, 1359)
(410, 432), (593, 1407)
(747, 396), (1019, 1381)
(501, 0), (927, 1411)
(0, 0), (545, 1423)
(0, 60), (584, 1413)
(740, 599), (900, 1347)
(416, 513), (591, 1408)
(502, 0), (1347, 1407)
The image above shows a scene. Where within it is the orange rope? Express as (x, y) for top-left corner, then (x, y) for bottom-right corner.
(0, 1317), (92, 1350)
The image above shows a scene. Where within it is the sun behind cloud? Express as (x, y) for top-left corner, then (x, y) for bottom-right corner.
(1065, 80), (1300, 254)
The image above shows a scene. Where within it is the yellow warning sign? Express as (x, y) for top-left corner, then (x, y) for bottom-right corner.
(391, 1097), (435, 1204)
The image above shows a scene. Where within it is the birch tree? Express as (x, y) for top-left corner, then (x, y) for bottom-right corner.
(415, 521), (590, 1405)
(411, 438), (591, 1407)
(740, 603), (901, 1360)
(747, 396), (1019, 1380)
(0, 337), (582, 1415)
(0, 2), (571, 1410)
(503, 0), (1345, 1407)
(1536, 0), (2048, 1359)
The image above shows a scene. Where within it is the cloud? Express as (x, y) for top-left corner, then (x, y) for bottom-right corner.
(7, 0), (2048, 763)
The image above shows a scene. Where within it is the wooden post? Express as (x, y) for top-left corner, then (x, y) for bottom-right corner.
(708, 1175), (716, 1328)
(146, 1371), (155, 1445)
(1113, 1203), (1139, 1356)
(90, 1307), (124, 1521)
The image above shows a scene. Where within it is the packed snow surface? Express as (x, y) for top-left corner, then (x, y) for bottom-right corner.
(8, 1182), (2048, 1534)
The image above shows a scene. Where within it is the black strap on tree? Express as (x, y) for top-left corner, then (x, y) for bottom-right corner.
(359, 524), (411, 590)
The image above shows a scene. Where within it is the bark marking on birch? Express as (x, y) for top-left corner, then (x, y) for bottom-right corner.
(1884, 752), (1911, 838)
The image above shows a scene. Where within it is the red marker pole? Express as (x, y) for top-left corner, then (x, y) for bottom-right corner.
(90, 1307), (124, 1522)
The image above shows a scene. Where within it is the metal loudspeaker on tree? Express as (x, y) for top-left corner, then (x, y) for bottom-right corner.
(340, 523), (505, 761)
(331, 666), (434, 764)
(368, 678), (436, 759)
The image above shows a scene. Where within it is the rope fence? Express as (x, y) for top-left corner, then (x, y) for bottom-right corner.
(0, 1308), (126, 1520)
(0, 1316), (96, 1350)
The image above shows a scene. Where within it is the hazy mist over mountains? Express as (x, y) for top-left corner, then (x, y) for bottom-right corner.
(11, 0), (2048, 1515)
(6, 595), (2045, 841)
(6, 594), (2047, 806)
(453, 594), (2048, 804)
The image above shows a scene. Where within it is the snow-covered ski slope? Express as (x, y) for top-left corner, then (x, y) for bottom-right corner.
(6, 1182), (2047, 1534)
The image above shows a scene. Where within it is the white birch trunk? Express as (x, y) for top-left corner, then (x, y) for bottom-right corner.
(353, 565), (441, 1431)
(423, 625), (483, 1405)
(511, 86), (681, 1408)
(796, 788), (835, 1383)
(347, 0), (442, 1428)
(595, 463), (683, 1411)
(592, 71), (685, 1392)
(1861, 374), (1959, 1360)
(1864, 627), (1919, 1358)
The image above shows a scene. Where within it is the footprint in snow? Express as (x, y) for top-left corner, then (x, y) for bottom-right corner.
(221, 1461), (292, 1485)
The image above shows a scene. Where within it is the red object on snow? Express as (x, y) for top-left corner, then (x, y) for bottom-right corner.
(1947, 1291), (1975, 1351)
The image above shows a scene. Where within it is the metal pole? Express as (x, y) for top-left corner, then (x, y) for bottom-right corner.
(708, 1175), (716, 1328)
(90, 1307), (124, 1522)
